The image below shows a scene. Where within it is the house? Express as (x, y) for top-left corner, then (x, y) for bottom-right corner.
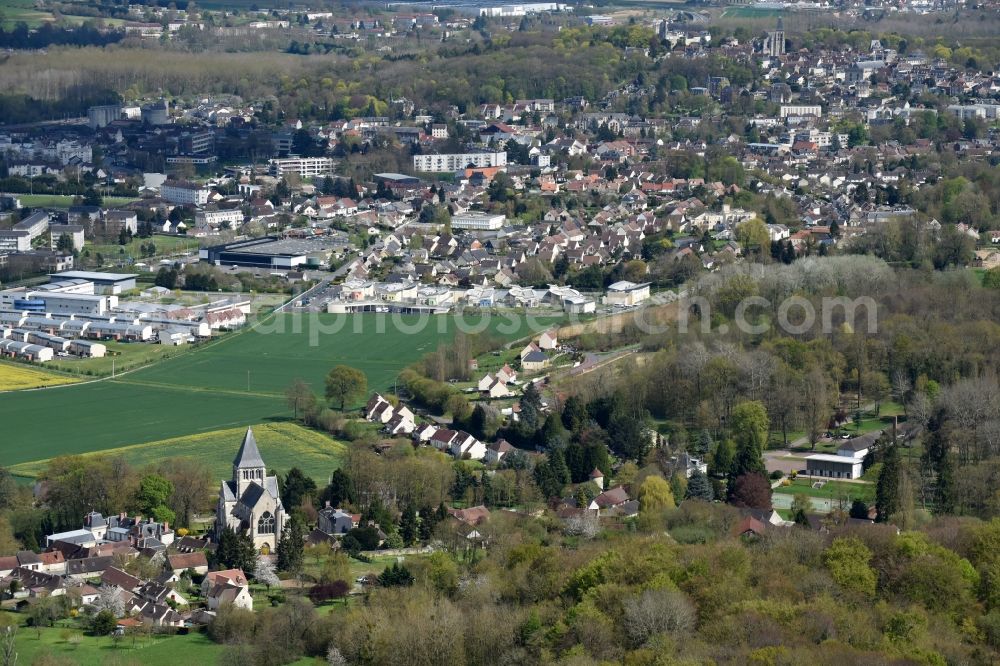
(485, 439), (514, 465)
(448, 505), (490, 525)
(589, 468), (605, 489)
(588, 486), (630, 514)
(137, 580), (188, 607)
(317, 505), (360, 535)
(201, 569), (248, 596)
(805, 453), (864, 479)
(133, 600), (185, 627)
(449, 432), (487, 461)
(521, 351), (550, 372)
(365, 393), (395, 423)
(495, 364), (517, 384)
(386, 409), (416, 435)
(207, 582), (254, 611)
(482, 377), (511, 399)
(733, 515), (767, 538)
(414, 423), (438, 442)
(167, 551), (209, 576)
(538, 330), (559, 350)
(101, 567), (141, 592)
(519, 341), (541, 361)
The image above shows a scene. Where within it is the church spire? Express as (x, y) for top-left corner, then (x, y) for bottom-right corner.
(233, 427), (265, 469)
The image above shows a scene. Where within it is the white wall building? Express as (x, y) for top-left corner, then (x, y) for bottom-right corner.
(413, 151), (507, 173)
(269, 156), (336, 177)
(451, 212), (506, 230)
(160, 180), (210, 206)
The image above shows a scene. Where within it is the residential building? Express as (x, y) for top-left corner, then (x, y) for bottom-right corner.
(413, 151), (507, 173)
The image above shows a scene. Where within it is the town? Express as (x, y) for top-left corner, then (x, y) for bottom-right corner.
(3, 0), (1000, 664)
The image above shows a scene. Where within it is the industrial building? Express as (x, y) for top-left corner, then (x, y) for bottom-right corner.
(199, 236), (338, 269)
(50, 271), (138, 295)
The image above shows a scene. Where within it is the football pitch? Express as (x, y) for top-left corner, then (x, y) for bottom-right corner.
(0, 312), (557, 468)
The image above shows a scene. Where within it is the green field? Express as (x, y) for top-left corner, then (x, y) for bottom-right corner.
(86, 235), (200, 263)
(0, 313), (558, 467)
(9, 421), (347, 482)
(16, 194), (136, 209)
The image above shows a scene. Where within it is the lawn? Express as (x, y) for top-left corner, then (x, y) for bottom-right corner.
(0, 313), (558, 468)
(775, 477), (875, 504)
(85, 235), (200, 265)
(8, 622), (223, 666)
(44, 339), (197, 377)
(0, 360), (79, 390)
(8, 421), (347, 482)
(16, 194), (136, 209)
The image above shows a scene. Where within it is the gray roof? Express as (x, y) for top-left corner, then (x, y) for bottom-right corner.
(237, 482), (265, 510)
(233, 427), (265, 469)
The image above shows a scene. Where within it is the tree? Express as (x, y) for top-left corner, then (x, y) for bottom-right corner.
(276, 516), (304, 574)
(56, 232), (74, 254)
(215, 526), (256, 574)
(685, 470), (714, 501)
(94, 584), (125, 617)
(711, 439), (735, 477)
(378, 562), (414, 587)
(159, 457), (213, 528)
(823, 537), (877, 598)
(790, 493), (811, 525)
(325, 365), (367, 411)
(1, 625), (16, 666)
(876, 443), (901, 523)
(729, 401), (768, 482)
(281, 468), (317, 514)
(736, 218), (770, 260)
(519, 381), (544, 434)
(91, 610), (117, 636)
(285, 378), (315, 421)
(638, 475), (675, 513)
(320, 469), (353, 508)
(134, 473), (175, 524)
(728, 473), (772, 509)
(82, 187), (103, 207)
(400, 505), (418, 546)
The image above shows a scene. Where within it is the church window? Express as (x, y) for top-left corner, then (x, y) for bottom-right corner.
(257, 511), (275, 535)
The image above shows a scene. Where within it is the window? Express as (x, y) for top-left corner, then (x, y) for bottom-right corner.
(257, 512), (275, 535)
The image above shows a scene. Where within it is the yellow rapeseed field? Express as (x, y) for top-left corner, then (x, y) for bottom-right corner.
(0, 362), (79, 391)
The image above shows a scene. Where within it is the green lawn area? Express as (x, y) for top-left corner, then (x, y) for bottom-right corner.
(776, 477), (875, 504)
(44, 339), (198, 377)
(9, 421), (346, 482)
(8, 622), (223, 666)
(85, 235), (200, 264)
(0, 313), (559, 468)
(16, 194), (135, 209)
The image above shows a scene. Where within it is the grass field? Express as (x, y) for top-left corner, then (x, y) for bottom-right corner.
(0, 360), (79, 390)
(44, 339), (197, 377)
(9, 624), (224, 666)
(8, 421), (347, 482)
(0, 313), (559, 467)
(86, 235), (200, 264)
(776, 477), (875, 503)
(16, 194), (136, 209)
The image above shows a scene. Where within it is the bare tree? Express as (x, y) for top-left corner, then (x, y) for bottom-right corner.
(327, 645), (347, 666)
(622, 588), (696, 647)
(562, 513), (599, 539)
(1, 625), (16, 666)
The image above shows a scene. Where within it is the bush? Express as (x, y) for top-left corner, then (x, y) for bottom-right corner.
(770, 470), (784, 480)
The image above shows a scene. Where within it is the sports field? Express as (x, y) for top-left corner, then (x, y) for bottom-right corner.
(9, 422), (347, 482)
(0, 361), (79, 391)
(0, 312), (558, 467)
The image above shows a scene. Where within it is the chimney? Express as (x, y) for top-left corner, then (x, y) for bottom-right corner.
(325, 501), (331, 509)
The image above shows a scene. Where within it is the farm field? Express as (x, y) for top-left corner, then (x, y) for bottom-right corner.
(0, 313), (559, 468)
(8, 421), (346, 482)
(0, 360), (79, 390)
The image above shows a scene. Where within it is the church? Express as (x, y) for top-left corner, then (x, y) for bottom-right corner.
(216, 427), (287, 554)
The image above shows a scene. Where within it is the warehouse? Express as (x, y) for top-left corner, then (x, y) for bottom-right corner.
(0, 339), (54, 362)
(84, 322), (152, 341)
(68, 339), (106, 357)
(804, 453), (864, 480)
(50, 271), (138, 295)
(199, 237), (312, 269)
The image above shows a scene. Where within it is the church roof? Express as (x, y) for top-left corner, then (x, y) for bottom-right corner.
(237, 482), (265, 510)
(233, 427), (265, 469)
